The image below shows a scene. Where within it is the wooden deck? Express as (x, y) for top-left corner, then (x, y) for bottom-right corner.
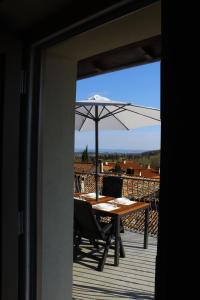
(73, 231), (157, 300)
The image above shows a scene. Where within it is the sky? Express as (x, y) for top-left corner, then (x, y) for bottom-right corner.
(75, 61), (160, 152)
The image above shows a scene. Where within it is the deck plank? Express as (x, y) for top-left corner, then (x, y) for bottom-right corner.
(73, 231), (157, 300)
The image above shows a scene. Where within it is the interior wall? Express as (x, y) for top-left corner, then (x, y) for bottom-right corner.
(39, 53), (77, 300)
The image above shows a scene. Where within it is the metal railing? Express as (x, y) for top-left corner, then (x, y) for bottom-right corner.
(74, 172), (160, 236)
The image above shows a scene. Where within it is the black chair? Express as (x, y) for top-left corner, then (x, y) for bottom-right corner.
(74, 199), (123, 271)
(102, 176), (123, 198)
(101, 176), (125, 233)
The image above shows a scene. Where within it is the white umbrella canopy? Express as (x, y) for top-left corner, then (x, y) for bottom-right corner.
(75, 95), (160, 200)
(75, 95), (160, 131)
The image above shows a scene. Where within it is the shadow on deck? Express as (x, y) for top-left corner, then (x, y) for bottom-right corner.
(73, 231), (157, 300)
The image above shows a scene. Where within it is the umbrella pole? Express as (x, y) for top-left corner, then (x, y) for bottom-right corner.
(95, 106), (99, 201)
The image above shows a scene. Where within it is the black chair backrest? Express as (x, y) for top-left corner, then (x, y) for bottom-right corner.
(102, 176), (123, 198)
(74, 199), (103, 240)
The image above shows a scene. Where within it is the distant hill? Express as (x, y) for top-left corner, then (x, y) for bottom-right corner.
(75, 148), (156, 154)
(133, 150), (160, 169)
(140, 149), (160, 156)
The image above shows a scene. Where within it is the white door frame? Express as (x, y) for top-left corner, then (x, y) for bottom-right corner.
(27, 3), (161, 300)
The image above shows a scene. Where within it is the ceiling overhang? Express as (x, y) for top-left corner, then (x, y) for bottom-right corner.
(77, 35), (160, 79)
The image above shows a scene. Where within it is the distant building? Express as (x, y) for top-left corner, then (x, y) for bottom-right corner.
(74, 160), (160, 179)
(74, 162), (95, 173)
(102, 160), (141, 175)
(102, 160), (160, 179)
(139, 168), (160, 179)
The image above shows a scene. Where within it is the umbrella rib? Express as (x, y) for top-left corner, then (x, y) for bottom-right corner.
(120, 106), (160, 121)
(102, 106), (129, 130)
(76, 105), (95, 119)
(98, 106), (106, 119)
(124, 102), (160, 111)
(76, 111), (94, 120)
(77, 106), (95, 131)
(78, 116), (88, 131)
(101, 104), (160, 122)
(99, 105), (127, 120)
(82, 105), (96, 119)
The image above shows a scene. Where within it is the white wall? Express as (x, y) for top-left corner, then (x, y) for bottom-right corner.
(39, 53), (76, 300)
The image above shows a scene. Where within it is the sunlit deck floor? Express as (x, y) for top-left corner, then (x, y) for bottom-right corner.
(73, 231), (157, 300)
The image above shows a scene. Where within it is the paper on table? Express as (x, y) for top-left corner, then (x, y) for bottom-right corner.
(92, 203), (118, 211)
(74, 197), (86, 201)
(82, 192), (104, 199)
(109, 197), (136, 205)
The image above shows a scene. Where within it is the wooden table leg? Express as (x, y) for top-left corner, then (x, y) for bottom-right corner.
(144, 207), (149, 249)
(114, 215), (120, 266)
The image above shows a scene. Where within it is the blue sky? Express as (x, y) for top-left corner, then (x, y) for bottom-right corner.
(75, 61), (160, 152)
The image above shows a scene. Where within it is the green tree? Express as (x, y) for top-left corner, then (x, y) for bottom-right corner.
(150, 153), (160, 169)
(81, 145), (89, 163)
(114, 162), (123, 174)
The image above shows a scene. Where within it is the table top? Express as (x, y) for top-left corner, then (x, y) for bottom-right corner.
(74, 193), (149, 216)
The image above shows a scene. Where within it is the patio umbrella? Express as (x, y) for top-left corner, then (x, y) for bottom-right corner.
(75, 95), (160, 201)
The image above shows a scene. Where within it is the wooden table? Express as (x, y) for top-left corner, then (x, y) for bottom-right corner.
(74, 193), (149, 266)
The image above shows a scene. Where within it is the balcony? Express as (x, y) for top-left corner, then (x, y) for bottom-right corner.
(73, 173), (159, 299)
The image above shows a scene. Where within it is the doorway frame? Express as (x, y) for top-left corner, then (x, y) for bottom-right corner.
(26, 4), (161, 299)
